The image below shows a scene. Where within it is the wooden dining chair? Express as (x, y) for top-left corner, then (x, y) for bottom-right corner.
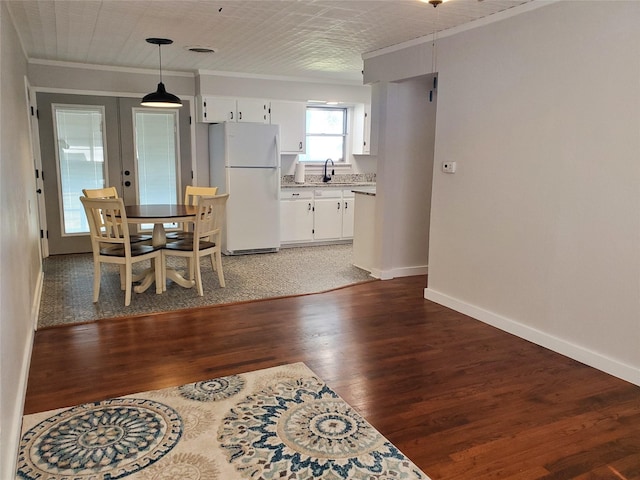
(162, 194), (228, 295)
(166, 185), (219, 240)
(184, 185), (219, 205)
(82, 187), (152, 243)
(80, 196), (163, 306)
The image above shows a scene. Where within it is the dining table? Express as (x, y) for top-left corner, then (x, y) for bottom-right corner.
(125, 204), (197, 293)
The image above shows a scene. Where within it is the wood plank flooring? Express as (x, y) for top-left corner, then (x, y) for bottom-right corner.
(24, 276), (640, 479)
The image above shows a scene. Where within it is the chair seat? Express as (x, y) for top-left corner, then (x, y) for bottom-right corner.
(130, 234), (153, 243)
(164, 238), (216, 252)
(100, 243), (159, 257)
(165, 231), (193, 240)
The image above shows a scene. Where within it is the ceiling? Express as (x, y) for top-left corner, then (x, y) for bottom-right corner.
(6, 0), (533, 83)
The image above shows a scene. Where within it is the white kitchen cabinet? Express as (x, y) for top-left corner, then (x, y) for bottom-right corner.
(280, 188), (357, 245)
(280, 190), (313, 243)
(313, 190), (343, 241)
(363, 104), (371, 154)
(270, 100), (306, 154)
(352, 103), (371, 155)
(341, 191), (355, 238)
(197, 96), (268, 123)
(198, 96), (235, 122)
(237, 98), (269, 123)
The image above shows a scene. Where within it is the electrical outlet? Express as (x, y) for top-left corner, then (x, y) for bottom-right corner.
(442, 161), (457, 174)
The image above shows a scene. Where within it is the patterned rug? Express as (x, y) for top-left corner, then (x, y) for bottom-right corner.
(16, 363), (430, 479)
(39, 245), (374, 328)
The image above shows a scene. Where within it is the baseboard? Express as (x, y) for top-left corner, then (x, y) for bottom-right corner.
(33, 268), (43, 331)
(424, 287), (640, 387)
(370, 265), (428, 280)
(280, 240), (352, 248)
(3, 271), (42, 479)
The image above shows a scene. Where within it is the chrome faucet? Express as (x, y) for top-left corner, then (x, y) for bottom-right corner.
(323, 158), (334, 182)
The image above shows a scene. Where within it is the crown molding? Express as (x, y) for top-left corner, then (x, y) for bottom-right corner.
(362, 0), (557, 60)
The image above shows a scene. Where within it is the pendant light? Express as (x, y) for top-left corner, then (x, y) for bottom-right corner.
(426, 0), (441, 103)
(141, 38), (182, 108)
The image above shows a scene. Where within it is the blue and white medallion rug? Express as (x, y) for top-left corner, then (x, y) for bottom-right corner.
(17, 363), (430, 479)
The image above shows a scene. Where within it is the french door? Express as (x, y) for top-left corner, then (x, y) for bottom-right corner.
(37, 93), (191, 255)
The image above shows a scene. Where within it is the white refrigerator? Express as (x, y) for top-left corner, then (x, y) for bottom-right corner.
(209, 122), (281, 255)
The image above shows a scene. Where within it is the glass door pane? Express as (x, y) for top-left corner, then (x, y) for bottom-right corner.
(133, 110), (180, 229)
(53, 105), (107, 235)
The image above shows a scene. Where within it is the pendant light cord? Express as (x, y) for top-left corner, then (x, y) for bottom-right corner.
(158, 44), (163, 83)
(432, 7), (439, 74)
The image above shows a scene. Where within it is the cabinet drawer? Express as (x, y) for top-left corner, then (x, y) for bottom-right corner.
(281, 190), (313, 200)
(313, 189), (342, 198)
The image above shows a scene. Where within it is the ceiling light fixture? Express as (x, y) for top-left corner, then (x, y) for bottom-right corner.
(141, 38), (182, 108)
(186, 46), (216, 54)
(428, 0), (442, 7)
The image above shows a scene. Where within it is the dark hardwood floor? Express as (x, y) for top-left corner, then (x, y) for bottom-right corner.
(25, 276), (640, 479)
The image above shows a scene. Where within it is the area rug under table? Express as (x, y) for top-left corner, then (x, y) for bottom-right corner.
(17, 363), (430, 479)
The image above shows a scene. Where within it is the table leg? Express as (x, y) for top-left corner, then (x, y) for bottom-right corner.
(133, 223), (165, 294)
(166, 269), (195, 289)
(133, 269), (155, 294)
(152, 223), (166, 246)
(133, 222), (195, 293)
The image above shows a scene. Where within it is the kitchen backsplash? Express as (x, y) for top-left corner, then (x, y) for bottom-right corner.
(281, 173), (376, 185)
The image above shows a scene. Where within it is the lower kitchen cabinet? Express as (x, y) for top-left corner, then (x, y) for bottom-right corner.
(280, 188), (355, 245)
(280, 190), (314, 243)
(341, 191), (355, 238)
(313, 190), (343, 241)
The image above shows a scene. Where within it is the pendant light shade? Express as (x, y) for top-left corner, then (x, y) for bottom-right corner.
(142, 82), (182, 107)
(141, 38), (182, 108)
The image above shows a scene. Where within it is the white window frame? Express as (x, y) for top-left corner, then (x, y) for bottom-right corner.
(300, 106), (348, 163)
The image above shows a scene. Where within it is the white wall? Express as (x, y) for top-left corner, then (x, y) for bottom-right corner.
(0, 2), (43, 476)
(28, 61), (196, 98)
(197, 72), (370, 104)
(369, 76), (436, 279)
(367, 1), (640, 384)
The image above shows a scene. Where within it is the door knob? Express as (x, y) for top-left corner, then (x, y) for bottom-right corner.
(36, 189), (42, 194)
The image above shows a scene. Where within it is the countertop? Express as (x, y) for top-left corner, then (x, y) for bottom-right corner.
(352, 187), (376, 196)
(281, 182), (376, 189)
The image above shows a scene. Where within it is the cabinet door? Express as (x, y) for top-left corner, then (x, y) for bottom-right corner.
(363, 104), (371, 154)
(342, 194), (355, 239)
(270, 100), (306, 153)
(203, 96), (237, 123)
(314, 197), (343, 240)
(237, 98), (269, 123)
(280, 198), (314, 243)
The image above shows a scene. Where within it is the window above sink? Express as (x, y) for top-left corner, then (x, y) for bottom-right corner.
(298, 107), (347, 163)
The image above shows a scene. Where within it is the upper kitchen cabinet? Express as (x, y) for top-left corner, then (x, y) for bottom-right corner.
(197, 96), (268, 123)
(352, 103), (371, 155)
(269, 100), (306, 154)
(363, 104), (371, 154)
